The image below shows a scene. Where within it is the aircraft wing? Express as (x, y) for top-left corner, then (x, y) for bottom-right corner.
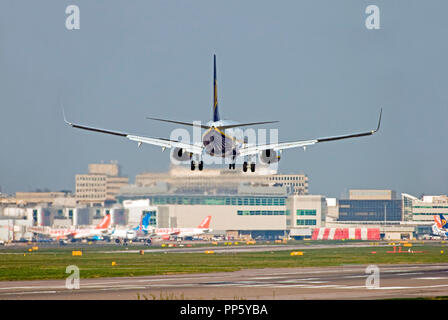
(64, 115), (203, 155)
(239, 109), (382, 157)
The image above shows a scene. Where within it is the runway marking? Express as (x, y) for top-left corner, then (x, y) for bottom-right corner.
(301, 285), (344, 289)
(269, 284), (310, 288)
(0, 291), (57, 295)
(249, 276), (286, 280)
(200, 283), (240, 287)
(0, 285), (66, 291)
(134, 277), (198, 282)
(414, 277), (448, 280)
(81, 284), (160, 289)
(277, 279), (322, 283)
(370, 284), (448, 290)
(98, 286), (147, 291)
(394, 272), (424, 276)
(382, 269), (419, 273)
(373, 286), (414, 290)
(239, 284), (276, 287)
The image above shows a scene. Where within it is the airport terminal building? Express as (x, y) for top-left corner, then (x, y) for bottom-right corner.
(118, 185), (293, 239)
(0, 164), (445, 241)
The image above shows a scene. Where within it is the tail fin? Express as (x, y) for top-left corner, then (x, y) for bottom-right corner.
(213, 55), (220, 122)
(434, 215), (442, 228)
(439, 214), (447, 228)
(198, 216), (211, 229)
(96, 214), (111, 229)
(141, 213), (151, 230)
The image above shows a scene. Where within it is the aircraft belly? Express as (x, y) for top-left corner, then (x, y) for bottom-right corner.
(202, 130), (237, 158)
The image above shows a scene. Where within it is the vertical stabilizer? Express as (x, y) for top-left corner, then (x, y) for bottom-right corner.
(213, 55), (220, 122)
(96, 214), (111, 229)
(440, 214), (447, 228)
(198, 216), (212, 229)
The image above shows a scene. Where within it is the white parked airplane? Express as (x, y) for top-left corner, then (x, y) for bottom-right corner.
(109, 212), (153, 244)
(29, 214), (111, 241)
(147, 215), (212, 240)
(64, 55), (382, 172)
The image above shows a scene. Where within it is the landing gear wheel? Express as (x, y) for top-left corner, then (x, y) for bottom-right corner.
(243, 162), (248, 172)
(229, 163), (236, 170)
(198, 161), (204, 171)
(190, 161), (196, 171)
(250, 163), (256, 172)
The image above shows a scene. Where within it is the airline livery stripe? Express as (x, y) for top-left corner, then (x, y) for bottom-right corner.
(361, 228), (368, 240)
(348, 228), (355, 240)
(317, 228), (325, 240)
(328, 228), (336, 240)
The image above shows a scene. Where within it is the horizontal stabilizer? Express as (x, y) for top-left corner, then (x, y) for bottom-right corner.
(217, 121), (279, 130)
(146, 117), (279, 130)
(146, 117), (211, 129)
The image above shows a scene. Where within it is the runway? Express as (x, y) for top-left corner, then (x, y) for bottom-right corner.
(1, 263), (448, 300)
(99, 242), (388, 254)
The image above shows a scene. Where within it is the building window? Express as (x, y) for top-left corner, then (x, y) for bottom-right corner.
(296, 219), (316, 226)
(237, 210), (287, 216)
(296, 209), (317, 216)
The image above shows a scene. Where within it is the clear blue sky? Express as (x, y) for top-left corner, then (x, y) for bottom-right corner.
(1, 0), (447, 198)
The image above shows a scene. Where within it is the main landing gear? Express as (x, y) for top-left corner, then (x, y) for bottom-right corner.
(190, 160), (204, 171)
(242, 162), (256, 172)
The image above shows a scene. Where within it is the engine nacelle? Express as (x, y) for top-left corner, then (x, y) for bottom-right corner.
(259, 149), (281, 164)
(171, 148), (192, 162)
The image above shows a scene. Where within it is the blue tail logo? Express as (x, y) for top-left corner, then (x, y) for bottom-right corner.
(440, 214), (447, 229)
(134, 213), (151, 232)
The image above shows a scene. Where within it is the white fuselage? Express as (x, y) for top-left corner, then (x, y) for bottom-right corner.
(149, 227), (211, 238)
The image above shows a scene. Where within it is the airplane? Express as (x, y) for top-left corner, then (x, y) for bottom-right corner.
(431, 215), (448, 239)
(71, 214), (111, 240)
(109, 212), (153, 244)
(63, 55), (382, 172)
(29, 214), (111, 242)
(146, 215), (212, 240)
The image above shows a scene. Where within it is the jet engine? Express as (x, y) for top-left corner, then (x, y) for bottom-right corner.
(171, 148), (192, 162)
(259, 149), (281, 164)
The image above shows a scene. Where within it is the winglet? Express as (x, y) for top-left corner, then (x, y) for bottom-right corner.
(373, 108), (382, 133)
(61, 105), (71, 126)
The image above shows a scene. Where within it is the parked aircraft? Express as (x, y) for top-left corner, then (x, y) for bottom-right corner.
(109, 212), (152, 244)
(29, 214), (111, 241)
(146, 216), (212, 240)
